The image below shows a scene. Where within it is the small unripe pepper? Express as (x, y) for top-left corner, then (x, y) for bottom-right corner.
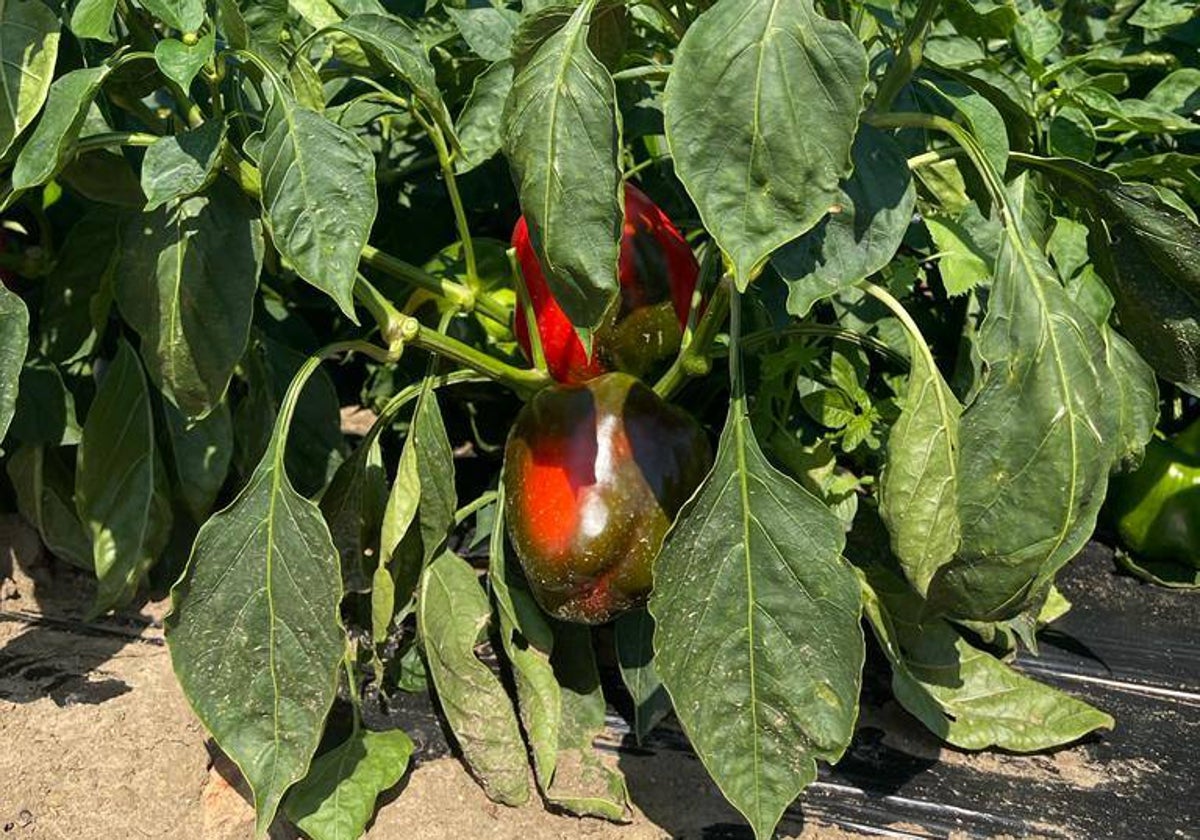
(502, 372), (712, 623)
(1110, 417), (1200, 569)
(512, 183), (699, 384)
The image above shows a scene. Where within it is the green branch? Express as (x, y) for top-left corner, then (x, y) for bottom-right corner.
(872, 0), (941, 114)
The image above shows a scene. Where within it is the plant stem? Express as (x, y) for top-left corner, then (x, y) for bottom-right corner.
(397, 316), (549, 398)
(454, 491), (499, 526)
(736, 323), (909, 369)
(417, 110), (478, 287)
(353, 274), (407, 348)
(864, 110), (1008, 214)
(508, 246), (547, 372)
(611, 64), (672, 82)
(872, 0), (942, 114)
(860, 282), (935, 368)
(640, 0), (687, 39)
(359, 244), (512, 328)
(653, 275), (732, 400)
(906, 146), (966, 170)
(343, 644), (362, 730)
(73, 132), (159, 155)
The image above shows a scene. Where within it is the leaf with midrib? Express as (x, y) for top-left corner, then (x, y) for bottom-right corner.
(614, 610), (671, 745)
(502, 0), (622, 337)
(76, 339), (173, 614)
(772, 126), (916, 317)
(877, 307), (963, 596)
(455, 60), (513, 175)
(282, 728), (413, 840)
(1022, 154), (1200, 394)
(7, 444), (93, 570)
(860, 563), (1114, 751)
(259, 91), (376, 320)
(417, 550), (530, 806)
(0, 0), (60, 158)
(166, 351), (347, 837)
(0, 284), (28, 445)
(650, 400), (864, 840)
(664, 0), (868, 289)
(116, 177), (263, 419)
(489, 492), (628, 819)
(12, 65), (111, 191)
(163, 398), (233, 524)
(928, 177), (1125, 621)
(320, 13), (456, 145)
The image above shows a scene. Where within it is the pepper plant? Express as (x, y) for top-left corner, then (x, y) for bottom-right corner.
(1, 0), (1198, 837)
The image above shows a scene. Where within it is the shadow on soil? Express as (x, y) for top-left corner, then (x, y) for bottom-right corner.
(0, 514), (152, 706)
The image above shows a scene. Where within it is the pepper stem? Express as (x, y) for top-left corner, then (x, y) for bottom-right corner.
(653, 276), (732, 400)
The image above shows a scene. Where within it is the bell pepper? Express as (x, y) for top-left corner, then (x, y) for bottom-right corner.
(1110, 417), (1200, 569)
(502, 372), (712, 623)
(512, 183), (699, 384)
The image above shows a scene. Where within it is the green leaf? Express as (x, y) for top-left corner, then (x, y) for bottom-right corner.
(371, 380), (453, 648)
(455, 60), (513, 174)
(283, 729), (413, 840)
(76, 340), (173, 614)
(860, 563), (1114, 751)
(547, 623), (629, 819)
(136, 0), (204, 31)
(320, 434), (387, 592)
(1116, 553), (1200, 589)
(0, 0), (60, 157)
(234, 335), (345, 497)
(1048, 106), (1096, 161)
(1129, 0), (1198, 30)
(1028, 157), (1200, 394)
(447, 5), (520, 62)
(0, 284), (28, 445)
(38, 211), (121, 364)
(163, 398), (233, 523)
(773, 126), (916, 317)
(489, 492), (628, 819)
(878, 317), (963, 597)
(12, 65), (111, 191)
(928, 179), (1125, 621)
(259, 92), (376, 320)
(154, 31), (216, 94)
(322, 13), (456, 144)
(502, 0), (622, 337)
(1145, 68), (1200, 115)
(69, 0), (117, 41)
(6, 444), (93, 570)
(166, 351), (346, 837)
(650, 401), (864, 840)
(1013, 5), (1061, 68)
(417, 550), (530, 806)
(921, 78), (1009, 182)
(944, 0), (1018, 38)
(664, 0), (867, 289)
(9, 360), (81, 447)
(116, 177), (264, 418)
(925, 203), (999, 296)
(614, 610), (671, 745)
(141, 121), (226, 211)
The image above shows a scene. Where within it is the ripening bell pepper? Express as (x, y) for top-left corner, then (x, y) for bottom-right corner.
(1110, 417), (1200, 569)
(512, 183), (699, 384)
(502, 372), (712, 623)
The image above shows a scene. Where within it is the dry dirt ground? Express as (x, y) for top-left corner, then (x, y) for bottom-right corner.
(0, 514), (871, 840)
